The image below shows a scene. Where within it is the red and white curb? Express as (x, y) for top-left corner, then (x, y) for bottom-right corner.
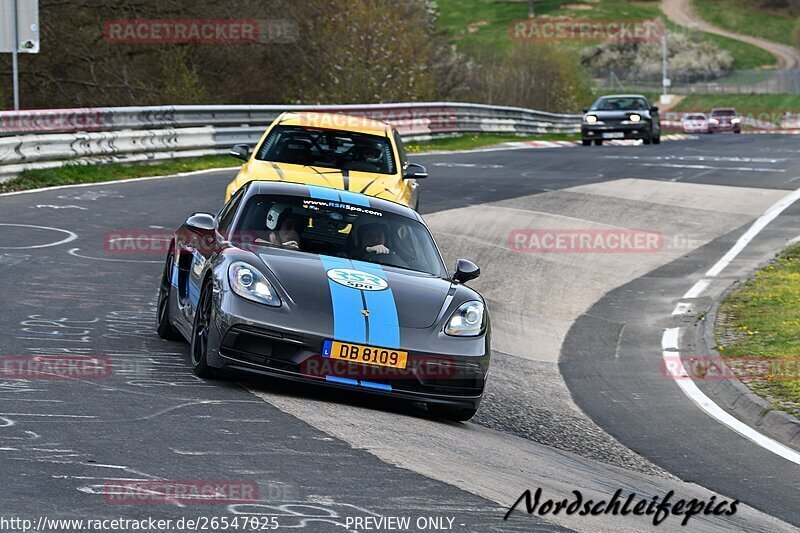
(507, 134), (693, 149)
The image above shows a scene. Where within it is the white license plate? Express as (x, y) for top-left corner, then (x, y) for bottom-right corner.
(602, 132), (625, 139)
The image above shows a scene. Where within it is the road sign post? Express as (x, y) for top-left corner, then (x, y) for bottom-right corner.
(1, 0), (40, 110)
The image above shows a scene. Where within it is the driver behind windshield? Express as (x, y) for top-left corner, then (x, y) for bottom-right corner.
(356, 223), (391, 256)
(260, 205), (301, 249)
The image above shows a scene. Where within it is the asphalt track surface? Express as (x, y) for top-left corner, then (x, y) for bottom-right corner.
(1, 134), (799, 531)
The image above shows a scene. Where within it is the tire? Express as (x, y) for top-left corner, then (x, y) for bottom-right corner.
(581, 139), (592, 146)
(643, 134), (652, 145)
(734, 129), (741, 134)
(428, 404), (478, 422)
(653, 134), (661, 145)
(190, 278), (217, 379)
(593, 139), (603, 146)
(156, 248), (183, 341)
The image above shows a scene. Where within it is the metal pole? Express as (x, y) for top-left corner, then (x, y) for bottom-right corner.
(12, 0), (20, 110)
(661, 33), (668, 98)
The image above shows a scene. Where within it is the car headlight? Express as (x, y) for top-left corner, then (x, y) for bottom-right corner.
(731, 117), (741, 124)
(445, 301), (485, 337)
(709, 118), (719, 124)
(228, 261), (280, 307)
(584, 115), (598, 124)
(629, 114), (641, 122)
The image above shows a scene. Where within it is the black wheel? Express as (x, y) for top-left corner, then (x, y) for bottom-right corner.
(156, 248), (183, 341)
(734, 129), (741, 134)
(643, 134), (652, 145)
(427, 404), (478, 422)
(190, 278), (216, 378)
(653, 134), (661, 145)
(593, 139), (603, 146)
(581, 139), (592, 146)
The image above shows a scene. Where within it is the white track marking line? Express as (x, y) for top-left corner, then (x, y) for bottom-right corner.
(661, 327), (681, 351)
(683, 279), (711, 299)
(0, 224), (78, 250)
(638, 163), (785, 173)
(0, 167), (240, 197)
(664, 185), (800, 466)
(671, 302), (692, 316)
(705, 187), (800, 277)
(662, 346), (800, 466)
(67, 248), (161, 264)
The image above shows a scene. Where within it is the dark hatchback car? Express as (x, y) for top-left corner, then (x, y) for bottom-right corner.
(156, 181), (490, 421)
(709, 107), (742, 134)
(581, 94), (661, 146)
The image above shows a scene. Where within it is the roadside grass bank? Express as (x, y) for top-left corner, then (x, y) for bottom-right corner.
(0, 155), (238, 194)
(405, 132), (579, 152)
(0, 133), (579, 194)
(715, 244), (800, 417)
(694, 0), (799, 48)
(436, 0), (776, 69)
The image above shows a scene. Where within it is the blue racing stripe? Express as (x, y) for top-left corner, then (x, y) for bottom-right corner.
(320, 255), (367, 344)
(325, 375), (359, 386)
(351, 260), (400, 349)
(359, 380), (392, 391)
(187, 279), (201, 309)
(307, 185), (340, 202)
(338, 190), (370, 207)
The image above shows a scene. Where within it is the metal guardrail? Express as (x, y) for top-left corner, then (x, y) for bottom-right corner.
(0, 103), (581, 181)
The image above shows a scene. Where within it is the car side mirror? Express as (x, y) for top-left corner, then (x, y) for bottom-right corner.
(582, 108), (589, 113)
(229, 144), (251, 161)
(403, 162), (428, 180)
(453, 259), (480, 284)
(650, 106), (659, 112)
(185, 213), (216, 232)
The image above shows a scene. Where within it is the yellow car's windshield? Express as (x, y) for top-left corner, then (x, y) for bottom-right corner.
(255, 125), (397, 175)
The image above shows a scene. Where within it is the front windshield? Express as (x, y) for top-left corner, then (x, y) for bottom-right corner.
(255, 125), (397, 175)
(591, 97), (648, 111)
(234, 193), (447, 277)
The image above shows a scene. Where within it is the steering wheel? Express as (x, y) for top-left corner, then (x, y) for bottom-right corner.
(361, 252), (410, 269)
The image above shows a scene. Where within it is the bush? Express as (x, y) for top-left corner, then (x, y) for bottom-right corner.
(581, 31), (733, 82)
(463, 43), (594, 113)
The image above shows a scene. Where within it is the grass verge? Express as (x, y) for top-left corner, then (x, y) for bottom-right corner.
(694, 0), (799, 48)
(436, 0), (777, 69)
(673, 94), (800, 113)
(406, 132), (579, 152)
(0, 155), (239, 194)
(0, 133), (580, 193)
(715, 244), (800, 417)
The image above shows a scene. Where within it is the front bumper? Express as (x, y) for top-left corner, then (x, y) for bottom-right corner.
(709, 123), (740, 132)
(582, 123), (651, 140)
(208, 294), (490, 409)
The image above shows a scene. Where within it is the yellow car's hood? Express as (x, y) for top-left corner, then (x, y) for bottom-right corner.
(232, 160), (408, 204)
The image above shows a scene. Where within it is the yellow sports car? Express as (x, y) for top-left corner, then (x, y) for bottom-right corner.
(225, 111), (427, 209)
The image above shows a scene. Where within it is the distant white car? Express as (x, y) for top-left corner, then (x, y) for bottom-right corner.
(682, 113), (710, 134)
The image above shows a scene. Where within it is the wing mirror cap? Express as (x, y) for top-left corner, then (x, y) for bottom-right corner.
(229, 144), (252, 161)
(403, 162), (428, 180)
(185, 213), (216, 232)
(453, 258), (480, 284)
